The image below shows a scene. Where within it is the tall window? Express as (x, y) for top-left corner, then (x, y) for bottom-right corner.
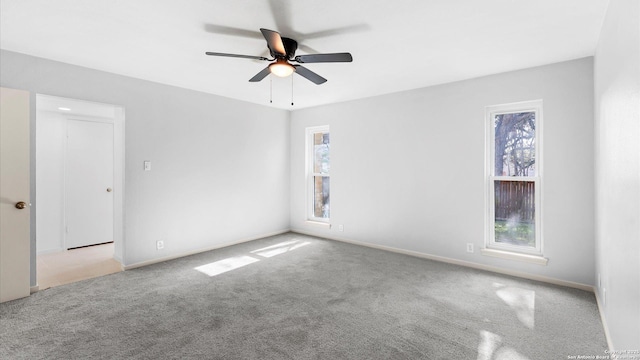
(307, 126), (330, 222)
(486, 100), (542, 255)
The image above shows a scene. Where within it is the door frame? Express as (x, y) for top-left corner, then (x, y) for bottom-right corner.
(35, 94), (125, 268)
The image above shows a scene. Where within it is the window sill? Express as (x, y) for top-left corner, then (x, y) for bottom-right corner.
(305, 220), (331, 228)
(481, 248), (548, 265)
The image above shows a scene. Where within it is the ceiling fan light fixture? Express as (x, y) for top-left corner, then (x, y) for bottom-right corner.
(206, 28), (350, 85)
(269, 61), (295, 77)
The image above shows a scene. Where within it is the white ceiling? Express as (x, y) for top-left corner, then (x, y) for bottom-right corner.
(37, 94), (117, 119)
(1, 0), (610, 110)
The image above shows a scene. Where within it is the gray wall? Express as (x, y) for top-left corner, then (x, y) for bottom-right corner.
(594, 0), (640, 349)
(291, 58), (595, 286)
(0, 50), (291, 278)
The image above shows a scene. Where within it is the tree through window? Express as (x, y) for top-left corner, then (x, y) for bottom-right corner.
(307, 126), (330, 222)
(487, 101), (542, 254)
(494, 112), (536, 177)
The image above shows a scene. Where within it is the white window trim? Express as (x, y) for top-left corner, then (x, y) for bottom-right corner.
(484, 100), (544, 259)
(306, 125), (330, 224)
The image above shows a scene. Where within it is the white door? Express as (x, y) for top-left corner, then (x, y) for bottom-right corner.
(65, 119), (114, 249)
(0, 87), (31, 303)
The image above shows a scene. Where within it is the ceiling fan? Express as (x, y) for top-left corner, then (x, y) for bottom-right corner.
(205, 28), (352, 85)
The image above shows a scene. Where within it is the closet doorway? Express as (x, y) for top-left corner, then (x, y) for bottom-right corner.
(35, 94), (125, 289)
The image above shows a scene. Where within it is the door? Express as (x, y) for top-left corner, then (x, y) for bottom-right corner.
(65, 119), (114, 249)
(0, 87), (31, 303)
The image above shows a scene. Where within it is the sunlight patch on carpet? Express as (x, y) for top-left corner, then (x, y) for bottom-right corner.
(477, 330), (502, 360)
(250, 239), (311, 258)
(194, 256), (259, 277)
(493, 282), (536, 329)
(477, 330), (531, 360)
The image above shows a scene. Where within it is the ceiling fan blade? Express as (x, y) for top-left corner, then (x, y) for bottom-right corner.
(260, 28), (286, 57)
(249, 67), (272, 82)
(294, 53), (353, 63)
(302, 24), (370, 40)
(206, 52), (270, 61)
(293, 65), (327, 85)
(203, 24), (263, 40)
(267, 0), (292, 36)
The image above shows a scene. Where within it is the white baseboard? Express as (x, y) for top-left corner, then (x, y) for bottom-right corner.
(593, 289), (614, 350)
(123, 229), (290, 270)
(291, 228), (594, 292)
(111, 255), (125, 272)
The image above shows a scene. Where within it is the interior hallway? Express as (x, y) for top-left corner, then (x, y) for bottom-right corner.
(36, 242), (122, 290)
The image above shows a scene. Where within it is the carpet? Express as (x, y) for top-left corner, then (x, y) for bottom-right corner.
(0, 232), (608, 359)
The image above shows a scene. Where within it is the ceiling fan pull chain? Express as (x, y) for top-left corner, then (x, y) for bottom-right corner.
(270, 75), (273, 104)
(291, 75), (294, 106)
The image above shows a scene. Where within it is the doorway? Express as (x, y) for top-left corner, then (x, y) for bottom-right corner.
(35, 94), (125, 289)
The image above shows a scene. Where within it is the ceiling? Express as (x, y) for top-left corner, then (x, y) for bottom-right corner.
(0, 0), (610, 110)
(37, 94), (118, 119)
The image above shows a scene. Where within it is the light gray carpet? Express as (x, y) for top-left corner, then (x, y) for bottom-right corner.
(1, 233), (607, 359)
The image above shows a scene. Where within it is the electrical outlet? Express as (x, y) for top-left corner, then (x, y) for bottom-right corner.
(466, 243), (474, 253)
(338, 224), (344, 232)
(156, 240), (164, 250)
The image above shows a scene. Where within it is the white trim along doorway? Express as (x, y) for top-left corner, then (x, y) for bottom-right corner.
(35, 94), (125, 271)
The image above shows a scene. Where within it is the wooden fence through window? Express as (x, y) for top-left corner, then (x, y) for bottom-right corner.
(494, 181), (535, 222)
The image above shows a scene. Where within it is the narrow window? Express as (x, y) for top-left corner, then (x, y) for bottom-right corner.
(307, 126), (330, 222)
(486, 101), (542, 255)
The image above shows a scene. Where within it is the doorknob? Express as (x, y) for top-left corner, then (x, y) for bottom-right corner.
(106, 188), (112, 192)
(15, 201), (27, 209)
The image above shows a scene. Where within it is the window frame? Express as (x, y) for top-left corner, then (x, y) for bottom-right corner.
(306, 125), (330, 224)
(485, 100), (543, 256)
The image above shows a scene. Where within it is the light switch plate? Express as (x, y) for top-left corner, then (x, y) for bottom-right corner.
(144, 161), (151, 171)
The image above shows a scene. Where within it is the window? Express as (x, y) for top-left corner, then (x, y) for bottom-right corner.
(307, 126), (330, 222)
(486, 100), (542, 255)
